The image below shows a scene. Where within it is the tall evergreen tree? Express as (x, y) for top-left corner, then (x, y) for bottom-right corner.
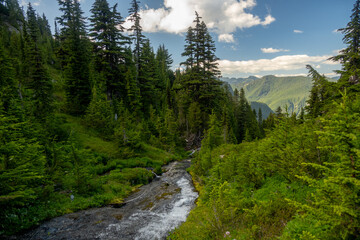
(57, 0), (91, 115)
(181, 26), (195, 70)
(236, 88), (247, 141)
(25, 4), (53, 119)
(128, 0), (144, 79)
(305, 65), (333, 118)
(0, 43), (16, 112)
(156, 44), (174, 110)
(138, 40), (158, 115)
(258, 107), (265, 137)
(89, 0), (129, 100)
(331, 0), (360, 89)
(179, 12), (222, 132)
(125, 66), (141, 114)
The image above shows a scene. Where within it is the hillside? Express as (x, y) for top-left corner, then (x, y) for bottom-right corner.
(250, 101), (274, 119)
(224, 75), (313, 115)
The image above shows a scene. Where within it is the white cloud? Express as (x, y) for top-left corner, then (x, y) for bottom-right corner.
(275, 73), (307, 77)
(323, 59), (339, 65)
(294, 29), (303, 34)
(139, 8), (168, 33)
(274, 73), (339, 78)
(218, 54), (333, 75)
(20, 0), (41, 7)
(332, 29), (340, 34)
(125, 0), (275, 35)
(262, 15), (276, 26)
(324, 72), (340, 77)
(261, 47), (290, 53)
(218, 34), (235, 43)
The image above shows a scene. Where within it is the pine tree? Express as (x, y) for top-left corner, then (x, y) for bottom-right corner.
(57, 0), (91, 115)
(40, 14), (56, 65)
(305, 65), (333, 118)
(128, 0), (145, 79)
(236, 88), (248, 141)
(188, 101), (202, 136)
(138, 40), (158, 115)
(258, 107), (265, 137)
(258, 108), (263, 124)
(180, 12), (222, 134)
(125, 67), (141, 114)
(181, 27), (195, 70)
(298, 107), (305, 123)
(25, 4), (53, 119)
(0, 43), (16, 112)
(246, 104), (260, 140)
(275, 106), (283, 118)
(221, 106), (237, 144)
(204, 30), (221, 80)
(202, 111), (223, 151)
(89, 0), (130, 100)
(156, 44), (174, 109)
(331, 0), (360, 88)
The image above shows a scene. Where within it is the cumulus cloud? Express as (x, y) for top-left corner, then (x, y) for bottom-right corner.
(218, 54), (333, 75)
(294, 29), (303, 34)
(261, 47), (290, 53)
(274, 73), (307, 77)
(125, 0), (275, 36)
(218, 34), (235, 43)
(21, 0), (41, 7)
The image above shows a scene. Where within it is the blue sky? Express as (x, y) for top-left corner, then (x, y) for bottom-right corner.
(24, 0), (354, 78)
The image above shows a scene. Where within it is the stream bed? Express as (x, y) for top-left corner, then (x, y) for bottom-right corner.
(17, 159), (198, 240)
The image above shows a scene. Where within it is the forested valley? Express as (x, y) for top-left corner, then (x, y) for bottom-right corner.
(0, 0), (359, 239)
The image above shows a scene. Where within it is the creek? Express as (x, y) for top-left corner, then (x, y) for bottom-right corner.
(18, 159), (198, 240)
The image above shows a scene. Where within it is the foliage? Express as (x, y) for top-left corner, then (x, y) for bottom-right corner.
(171, 92), (360, 239)
(56, 0), (91, 115)
(2, 1), (360, 239)
(330, 0), (360, 91)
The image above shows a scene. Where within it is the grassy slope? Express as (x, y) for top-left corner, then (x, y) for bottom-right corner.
(229, 76), (312, 115)
(61, 114), (121, 157)
(2, 112), (184, 235)
(2, 64), (185, 235)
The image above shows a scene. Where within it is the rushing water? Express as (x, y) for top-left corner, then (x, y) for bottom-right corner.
(16, 160), (198, 240)
(135, 177), (198, 239)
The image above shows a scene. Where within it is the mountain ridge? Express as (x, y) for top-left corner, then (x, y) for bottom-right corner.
(223, 75), (314, 115)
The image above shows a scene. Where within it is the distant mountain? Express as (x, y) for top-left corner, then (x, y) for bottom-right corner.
(222, 76), (259, 86)
(222, 75), (314, 115)
(250, 101), (274, 119)
(222, 80), (273, 119)
(221, 81), (234, 95)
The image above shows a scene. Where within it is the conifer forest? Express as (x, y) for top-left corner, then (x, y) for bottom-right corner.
(0, 0), (359, 239)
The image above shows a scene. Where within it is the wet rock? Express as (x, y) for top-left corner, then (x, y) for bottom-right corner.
(15, 160), (198, 240)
